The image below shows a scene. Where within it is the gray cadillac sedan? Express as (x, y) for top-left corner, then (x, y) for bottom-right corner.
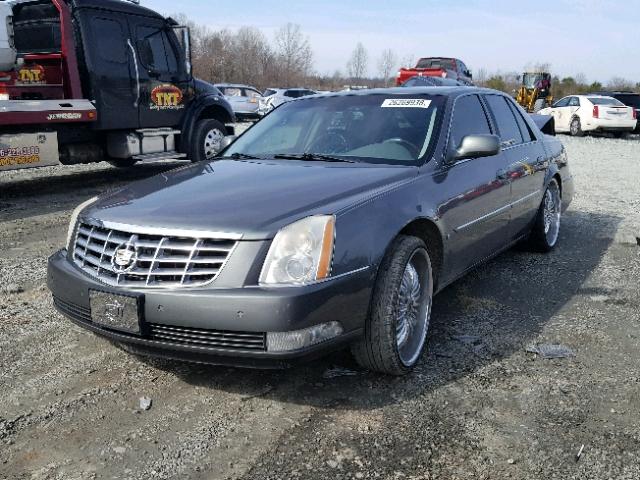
(48, 87), (573, 375)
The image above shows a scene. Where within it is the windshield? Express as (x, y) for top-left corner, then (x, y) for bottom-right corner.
(225, 94), (444, 165)
(416, 58), (455, 70)
(589, 97), (625, 106)
(523, 73), (544, 88)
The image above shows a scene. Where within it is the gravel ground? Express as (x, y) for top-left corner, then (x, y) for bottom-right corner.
(1, 133), (639, 480)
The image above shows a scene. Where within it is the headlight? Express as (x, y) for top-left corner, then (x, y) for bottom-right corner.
(66, 196), (98, 251)
(260, 215), (335, 286)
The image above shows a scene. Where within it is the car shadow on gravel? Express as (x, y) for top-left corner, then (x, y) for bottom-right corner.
(140, 210), (620, 409)
(0, 161), (182, 221)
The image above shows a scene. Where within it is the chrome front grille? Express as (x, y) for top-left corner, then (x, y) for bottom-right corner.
(72, 221), (237, 288)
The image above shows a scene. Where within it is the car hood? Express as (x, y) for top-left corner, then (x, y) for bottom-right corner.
(85, 159), (416, 240)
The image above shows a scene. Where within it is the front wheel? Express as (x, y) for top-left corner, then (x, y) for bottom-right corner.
(351, 235), (434, 376)
(569, 117), (584, 137)
(526, 178), (562, 252)
(108, 158), (138, 168)
(190, 118), (227, 162)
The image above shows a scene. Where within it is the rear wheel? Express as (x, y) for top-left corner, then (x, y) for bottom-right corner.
(190, 118), (227, 162)
(527, 178), (562, 252)
(569, 117), (584, 137)
(351, 235), (433, 376)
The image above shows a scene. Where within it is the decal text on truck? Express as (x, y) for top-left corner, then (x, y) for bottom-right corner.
(17, 65), (46, 84)
(150, 84), (184, 110)
(0, 145), (41, 166)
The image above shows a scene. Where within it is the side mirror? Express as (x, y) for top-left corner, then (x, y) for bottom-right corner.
(450, 134), (500, 162)
(220, 135), (237, 150)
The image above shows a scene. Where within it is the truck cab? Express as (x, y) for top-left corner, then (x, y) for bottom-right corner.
(0, 0), (235, 171)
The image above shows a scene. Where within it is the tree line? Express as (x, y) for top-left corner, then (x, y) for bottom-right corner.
(177, 15), (640, 96)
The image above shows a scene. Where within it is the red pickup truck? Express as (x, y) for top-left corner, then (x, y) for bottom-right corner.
(396, 57), (474, 86)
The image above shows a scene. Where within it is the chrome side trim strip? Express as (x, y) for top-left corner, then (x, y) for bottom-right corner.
(455, 189), (542, 232)
(83, 218), (244, 241)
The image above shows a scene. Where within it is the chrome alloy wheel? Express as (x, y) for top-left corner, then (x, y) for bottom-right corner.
(570, 118), (580, 136)
(396, 250), (433, 367)
(204, 128), (225, 159)
(543, 182), (561, 246)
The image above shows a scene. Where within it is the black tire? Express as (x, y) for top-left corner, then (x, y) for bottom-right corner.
(526, 178), (562, 252)
(190, 118), (227, 162)
(533, 99), (546, 113)
(569, 116), (584, 137)
(108, 158), (138, 168)
(351, 235), (434, 376)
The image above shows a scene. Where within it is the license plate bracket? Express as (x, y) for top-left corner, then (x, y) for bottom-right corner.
(89, 290), (144, 335)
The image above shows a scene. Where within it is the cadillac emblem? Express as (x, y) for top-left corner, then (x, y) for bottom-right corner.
(112, 243), (138, 273)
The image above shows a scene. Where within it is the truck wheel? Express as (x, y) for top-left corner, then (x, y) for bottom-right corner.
(191, 119), (227, 162)
(569, 117), (584, 137)
(526, 178), (562, 252)
(108, 158), (138, 168)
(533, 99), (546, 113)
(351, 235), (433, 376)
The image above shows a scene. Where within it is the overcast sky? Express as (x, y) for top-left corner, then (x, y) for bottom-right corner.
(147, 0), (639, 83)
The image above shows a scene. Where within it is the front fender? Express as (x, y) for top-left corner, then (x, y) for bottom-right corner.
(179, 94), (236, 153)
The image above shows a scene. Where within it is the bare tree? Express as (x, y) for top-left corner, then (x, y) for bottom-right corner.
(377, 49), (397, 86)
(608, 76), (634, 91)
(274, 23), (313, 86)
(347, 42), (368, 82)
(399, 54), (415, 69)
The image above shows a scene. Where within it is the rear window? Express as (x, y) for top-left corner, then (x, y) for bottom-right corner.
(222, 87), (242, 97)
(416, 58), (455, 70)
(588, 97), (625, 106)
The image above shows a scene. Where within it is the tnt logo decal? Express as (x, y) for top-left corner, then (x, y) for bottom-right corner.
(18, 65), (46, 84)
(150, 84), (184, 110)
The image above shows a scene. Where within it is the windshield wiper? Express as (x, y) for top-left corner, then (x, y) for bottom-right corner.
(273, 153), (357, 163)
(214, 152), (262, 160)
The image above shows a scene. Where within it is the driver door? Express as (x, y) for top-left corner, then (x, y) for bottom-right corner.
(129, 17), (193, 129)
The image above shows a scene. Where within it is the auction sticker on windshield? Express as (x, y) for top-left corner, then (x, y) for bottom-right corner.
(381, 99), (432, 108)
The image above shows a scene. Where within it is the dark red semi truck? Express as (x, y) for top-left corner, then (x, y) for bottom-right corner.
(0, 0), (235, 172)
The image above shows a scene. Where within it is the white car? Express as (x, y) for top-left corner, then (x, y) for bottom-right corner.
(0, 2), (16, 72)
(259, 88), (318, 114)
(539, 95), (637, 138)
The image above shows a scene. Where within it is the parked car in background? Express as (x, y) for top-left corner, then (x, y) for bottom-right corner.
(48, 86), (573, 376)
(396, 57), (474, 86)
(401, 76), (466, 87)
(539, 95), (637, 137)
(260, 87), (318, 114)
(215, 84), (263, 121)
(591, 91), (640, 132)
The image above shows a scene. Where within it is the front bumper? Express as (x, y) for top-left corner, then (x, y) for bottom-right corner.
(47, 250), (372, 368)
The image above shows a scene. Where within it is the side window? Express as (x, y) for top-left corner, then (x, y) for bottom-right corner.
(484, 95), (524, 146)
(137, 26), (174, 73)
(554, 97), (570, 108)
(91, 18), (127, 64)
(449, 94), (492, 150)
(569, 97), (580, 107)
(506, 99), (535, 142)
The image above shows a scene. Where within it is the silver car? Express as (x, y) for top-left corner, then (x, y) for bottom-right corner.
(260, 88), (318, 114)
(215, 84), (263, 121)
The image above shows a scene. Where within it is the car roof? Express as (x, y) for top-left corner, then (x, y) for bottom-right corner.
(215, 84), (259, 90)
(316, 86), (489, 99)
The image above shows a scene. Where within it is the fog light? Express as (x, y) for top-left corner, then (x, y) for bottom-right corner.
(266, 322), (344, 352)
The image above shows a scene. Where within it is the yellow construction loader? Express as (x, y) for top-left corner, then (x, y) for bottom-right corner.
(516, 72), (553, 113)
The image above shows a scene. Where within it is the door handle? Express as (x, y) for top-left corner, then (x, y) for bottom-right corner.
(127, 39), (140, 108)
